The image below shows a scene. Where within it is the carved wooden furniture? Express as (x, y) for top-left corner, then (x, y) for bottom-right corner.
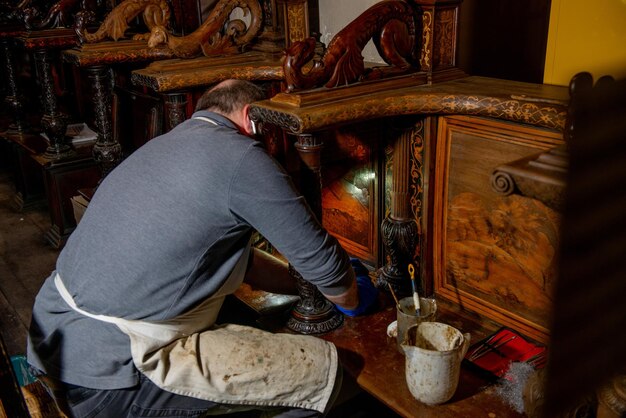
(62, 40), (175, 176)
(129, 0), (310, 138)
(63, 0), (289, 176)
(250, 71), (570, 339)
(129, 51), (283, 136)
(491, 144), (568, 211)
(0, 19), (48, 211)
(61, 0), (184, 177)
(14, 28), (79, 159)
(4, 0), (105, 157)
(0, 8), (106, 246)
(242, 0), (464, 334)
(1, 26), (81, 214)
(1, 22), (30, 136)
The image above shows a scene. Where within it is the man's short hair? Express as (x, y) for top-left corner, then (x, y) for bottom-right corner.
(195, 80), (266, 114)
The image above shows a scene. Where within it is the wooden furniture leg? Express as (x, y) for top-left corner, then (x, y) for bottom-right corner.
(163, 92), (188, 132)
(86, 65), (121, 178)
(33, 48), (74, 159)
(1, 38), (27, 135)
(286, 133), (343, 334)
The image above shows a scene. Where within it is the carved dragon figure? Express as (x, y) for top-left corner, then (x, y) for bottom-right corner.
(75, 0), (171, 43)
(283, 0), (420, 92)
(146, 0), (262, 59)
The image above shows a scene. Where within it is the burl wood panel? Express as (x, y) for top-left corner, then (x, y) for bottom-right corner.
(433, 115), (564, 343)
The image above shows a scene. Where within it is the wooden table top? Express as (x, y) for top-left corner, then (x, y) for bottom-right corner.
(249, 75), (570, 134)
(251, 291), (526, 418)
(130, 52), (284, 93)
(62, 40), (175, 67)
(320, 295), (525, 417)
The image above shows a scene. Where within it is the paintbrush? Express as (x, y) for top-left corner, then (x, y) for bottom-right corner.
(408, 264), (421, 316)
(387, 282), (400, 309)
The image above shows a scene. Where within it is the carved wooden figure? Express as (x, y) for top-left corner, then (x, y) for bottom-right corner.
(75, 0), (171, 43)
(146, 0), (262, 58)
(283, 0), (419, 92)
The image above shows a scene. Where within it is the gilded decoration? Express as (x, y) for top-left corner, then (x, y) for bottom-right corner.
(433, 8), (456, 69)
(286, 4), (306, 44)
(409, 119), (424, 259)
(419, 10), (432, 71)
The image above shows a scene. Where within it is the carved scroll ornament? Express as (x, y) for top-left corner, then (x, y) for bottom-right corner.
(146, 0), (262, 59)
(75, 0), (171, 44)
(283, 0), (420, 92)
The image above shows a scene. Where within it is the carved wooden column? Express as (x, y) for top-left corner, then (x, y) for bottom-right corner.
(86, 65), (120, 178)
(163, 92), (188, 132)
(253, 0), (285, 57)
(15, 29), (80, 141)
(33, 48), (74, 159)
(1, 37), (27, 134)
(286, 133), (343, 334)
(377, 124), (419, 297)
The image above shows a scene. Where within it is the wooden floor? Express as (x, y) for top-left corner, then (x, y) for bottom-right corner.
(0, 156), (58, 357)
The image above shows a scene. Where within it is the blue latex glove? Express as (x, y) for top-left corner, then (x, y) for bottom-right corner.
(335, 258), (379, 317)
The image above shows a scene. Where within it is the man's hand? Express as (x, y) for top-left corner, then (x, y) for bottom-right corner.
(335, 258), (378, 317)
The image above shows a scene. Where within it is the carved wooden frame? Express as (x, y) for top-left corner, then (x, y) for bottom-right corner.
(432, 115), (564, 343)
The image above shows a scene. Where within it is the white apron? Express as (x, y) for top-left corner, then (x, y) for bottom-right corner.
(54, 245), (338, 413)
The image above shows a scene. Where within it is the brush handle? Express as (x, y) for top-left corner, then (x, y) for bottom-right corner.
(412, 291), (421, 313)
(408, 264), (421, 314)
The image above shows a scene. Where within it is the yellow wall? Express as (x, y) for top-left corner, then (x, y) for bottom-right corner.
(544, 0), (626, 86)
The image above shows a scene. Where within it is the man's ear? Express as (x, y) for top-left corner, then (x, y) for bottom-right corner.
(240, 104), (254, 136)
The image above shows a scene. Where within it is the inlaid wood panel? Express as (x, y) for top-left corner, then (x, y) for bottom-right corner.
(433, 115), (564, 343)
